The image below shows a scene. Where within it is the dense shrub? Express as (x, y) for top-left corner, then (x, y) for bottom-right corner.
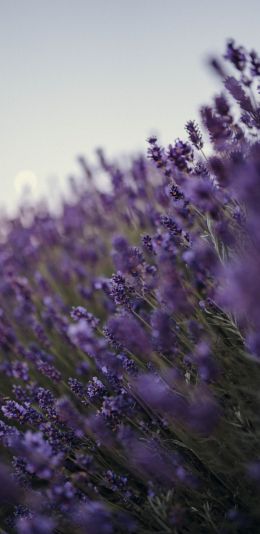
(0, 40), (259, 533)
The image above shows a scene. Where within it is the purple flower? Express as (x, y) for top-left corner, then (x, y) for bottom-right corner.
(142, 234), (155, 254)
(185, 121), (204, 150)
(160, 215), (182, 236)
(133, 373), (188, 422)
(107, 314), (152, 359)
(250, 49), (260, 77)
(156, 255), (191, 315)
(56, 396), (84, 437)
(35, 360), (61, 383)
(87, 376), (106, 401)
(150, 310), (176, 353)
(169, 184), (184, 202)
(68, 318), (106, 359)
(2, 401), (29, 423)
(167, 139), (194, 172)
(224, 39), (247, 71)
(224, 76), (253, 113)
(214, 93), (230, 116)
(16, 430), (62, 479)
(0, 418), (20, 447)
(34, 387), (56, 418)
(218, 254), (260, 332)
(16, 514), (55, 534)
(200, 105), (232, 150)
(70, 306), (99, 328)
(74, 501), (113, 534)
(147, 138), (167, 169)
(110, 273), (135, 308)
(112, 245), (144, 278)
(68, 377), (89, 405)
(193, 341), (219, 382)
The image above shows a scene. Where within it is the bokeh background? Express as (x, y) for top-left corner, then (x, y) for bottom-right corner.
(1, 0), (260, 212)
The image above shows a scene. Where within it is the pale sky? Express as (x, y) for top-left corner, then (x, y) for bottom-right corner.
(0, 0), (260, 212)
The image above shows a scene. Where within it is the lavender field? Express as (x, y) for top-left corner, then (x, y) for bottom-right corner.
(0, 40), (260, 533)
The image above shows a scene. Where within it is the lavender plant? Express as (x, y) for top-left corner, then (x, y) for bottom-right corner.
(0, 39), (260, 533)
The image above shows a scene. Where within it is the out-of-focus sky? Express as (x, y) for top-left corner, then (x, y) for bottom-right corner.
(0, 0), (260, 212)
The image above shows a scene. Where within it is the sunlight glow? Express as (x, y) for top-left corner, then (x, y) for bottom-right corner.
(14, 170), (38, 195)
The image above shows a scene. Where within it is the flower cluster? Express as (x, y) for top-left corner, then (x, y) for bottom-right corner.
(0, 40), (259, 533)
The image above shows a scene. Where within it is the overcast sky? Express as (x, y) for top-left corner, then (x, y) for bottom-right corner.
(0, 0), (260, 212)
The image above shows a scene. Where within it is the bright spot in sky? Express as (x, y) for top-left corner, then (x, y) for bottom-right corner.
(14, 170), (38, 195)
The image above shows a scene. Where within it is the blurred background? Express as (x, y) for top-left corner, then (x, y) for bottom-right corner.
(0, 0), (260, 213)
